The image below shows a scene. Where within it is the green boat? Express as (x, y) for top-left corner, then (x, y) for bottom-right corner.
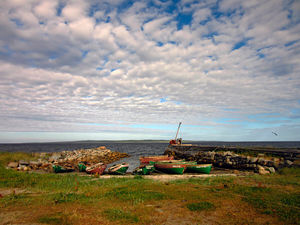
(153, 160), (197, 165)
(154, 162), (186, 174)
(133, 164), (155, 175)
(78, 163), (87, 172)
(108, 163), (129, 175)
(185, 164), (212, 174)
(52, 165), (74, 173)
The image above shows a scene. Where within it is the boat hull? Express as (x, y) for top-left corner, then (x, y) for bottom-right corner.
(52, 165), (74, 173)
(154, 163), (186, 174)
(151, 160), (197, 165)
(140, 155), (174, 164)
(186, 164), (212, 174)
(134, 165), (155, 175)
(108, 163), (129, 175)
(78, 163), (87, 172)
(86, 163), (107, 175)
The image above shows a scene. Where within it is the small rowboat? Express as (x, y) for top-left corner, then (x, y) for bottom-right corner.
(133, 164), (155, 175)
(151, 160), (197, 165)
(78, 163), (87, 172)
(86, 163), (107, 175)
(52, 165), (74, 173)
(186, 164), (212, 174)
(108, 163), (129, 175)
(140, 155), (174, 164)
(154, 162), (186, 174)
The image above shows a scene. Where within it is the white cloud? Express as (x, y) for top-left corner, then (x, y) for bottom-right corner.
(0, 0), (299, 141)
(69, 17), (95, 41)
(61, 1), (88, 21)
(34, 0), (58, 20)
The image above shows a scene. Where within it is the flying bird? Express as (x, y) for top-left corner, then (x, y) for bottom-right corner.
(272, 132), (278, 136)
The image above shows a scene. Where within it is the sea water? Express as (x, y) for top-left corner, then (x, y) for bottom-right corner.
(1, 141), (299, 172)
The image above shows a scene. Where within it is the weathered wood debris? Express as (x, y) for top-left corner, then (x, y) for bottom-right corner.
(7, 146), (129, 172)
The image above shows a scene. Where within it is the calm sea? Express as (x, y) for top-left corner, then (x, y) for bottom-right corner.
(1, 141), (299, 172)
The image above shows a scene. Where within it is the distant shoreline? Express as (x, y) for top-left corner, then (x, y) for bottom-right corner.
(1, 140), (300, 145)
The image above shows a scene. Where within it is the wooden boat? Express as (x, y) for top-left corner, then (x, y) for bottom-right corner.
(133, 164), (155, 175)
(154, 162), (186, 174)
(108, 163), (129, 175)
(185, 164), (212, 174)
(86, 163), (107, 175)
(140, 155), (174, 164)
(52, 165), (74, 173)
(151, 160), (197, 165)
(78, 163), (87, 172)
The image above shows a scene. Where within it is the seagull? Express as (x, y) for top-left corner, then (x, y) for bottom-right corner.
(272, 132), (278, 136)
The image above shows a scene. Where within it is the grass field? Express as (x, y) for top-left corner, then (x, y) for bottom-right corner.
(0, 152), (299, 224)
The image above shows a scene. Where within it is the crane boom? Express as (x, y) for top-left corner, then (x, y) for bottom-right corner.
(174, 122), (182, 141)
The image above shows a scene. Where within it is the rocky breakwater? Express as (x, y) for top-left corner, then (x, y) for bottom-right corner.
(165, 145), (299, 175)
(7, 146), (129, 172)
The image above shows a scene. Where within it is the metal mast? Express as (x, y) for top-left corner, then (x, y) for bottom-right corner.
(174, 122), (182, 141)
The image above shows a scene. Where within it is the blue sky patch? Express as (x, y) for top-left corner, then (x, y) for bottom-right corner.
(81, 50), (89, 59)
(232, 38), (251, 51)
(56, 2), (65, 16)
(11, 18), (23, 28)
(176, 13), (193, 30)
(160, 98), (167, 103)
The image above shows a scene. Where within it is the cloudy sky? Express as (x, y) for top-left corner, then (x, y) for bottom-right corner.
(0, 0), (300, 143)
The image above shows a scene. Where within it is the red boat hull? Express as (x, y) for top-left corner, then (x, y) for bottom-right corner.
(140, 155), (174, 164)
(86, 164), (107, 175)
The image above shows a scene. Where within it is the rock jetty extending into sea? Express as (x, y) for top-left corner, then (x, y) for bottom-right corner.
(165, 144), (300, 175)
(7, 146), (129, 172)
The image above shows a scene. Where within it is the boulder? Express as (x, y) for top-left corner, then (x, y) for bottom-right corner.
(285, 160), (293, 166)
(49, 153), (62, 162)
(7, 162), (18, 168)
(257, 165), (270, 175)
(267, 167), (276, 174)
(250, 157), (258, 164)
(19, 160), (29, 166)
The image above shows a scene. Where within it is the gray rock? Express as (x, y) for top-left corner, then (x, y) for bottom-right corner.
(250, 157), (258, 163)
(266, 160), (274, 167)
(49, 153), (62, 162)
(29, 161), (42, 166)
(258, 158), (266, 166)
(246, 156), (251, 163)
(285, 160), (293, 166)
(19, 160), (29, 165)
(8, 162), (18, 168)
(268, 167), (276, 173)
(257, 165), (270, 175)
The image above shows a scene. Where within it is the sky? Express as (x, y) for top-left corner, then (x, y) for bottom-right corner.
(0, 0), (300, 143)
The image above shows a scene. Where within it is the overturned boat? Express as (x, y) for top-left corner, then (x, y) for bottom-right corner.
(108, 162), (129, 175)
(86, 163), (107, 175)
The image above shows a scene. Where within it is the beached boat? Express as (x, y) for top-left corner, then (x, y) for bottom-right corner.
(108, 163), (129, 175)
(86, 163), (107, 175)
(133, 164), (155, 175)
(186, 164), (212, 174)
(78, 163), (87, 172)
(52, 165), (74, 173)
(151, 160), (197, 165)
(154, 162), (186, 174)
(140, 155), (174, 164)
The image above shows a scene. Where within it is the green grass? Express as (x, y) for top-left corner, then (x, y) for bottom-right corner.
(105, 185), (168, 204)
(231, 184), (300, 223)
(0, 152), (300, 224)
(103, 208), (139, 223)
(186, 201), (216, 211)
(38, 214), (70, 225)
